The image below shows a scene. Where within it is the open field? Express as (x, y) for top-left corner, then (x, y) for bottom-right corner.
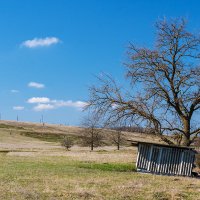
(0, 121), (200, 200)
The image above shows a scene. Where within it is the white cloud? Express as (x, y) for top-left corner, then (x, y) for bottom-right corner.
(13, 106), (24, 111)
(52, 100), (88, 108)
(28, 82), (45, 89)
(33, 104), (55, 111)
(22, 37), (60, 48)
(27, 97), (50, 104)
(11, 90), (19, 93)
(27, 97), (87, 112)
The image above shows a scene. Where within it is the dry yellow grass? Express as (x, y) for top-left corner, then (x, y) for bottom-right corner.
(0, 121), (200, 200)
(1, 153), (200, 200)
(0, 120), (162, 143)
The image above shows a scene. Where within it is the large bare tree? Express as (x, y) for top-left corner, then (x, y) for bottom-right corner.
(87, 19), (200, 146)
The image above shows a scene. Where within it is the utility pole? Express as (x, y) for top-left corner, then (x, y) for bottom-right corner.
(41, 115), (45, 126)
(17, 115), (19, 122)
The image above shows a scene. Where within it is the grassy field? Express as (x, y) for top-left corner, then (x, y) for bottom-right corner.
(0, 121), (200, 200)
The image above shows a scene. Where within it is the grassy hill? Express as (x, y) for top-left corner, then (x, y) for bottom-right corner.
(0, 120), (199, 200)
(0, 120), (162, 144)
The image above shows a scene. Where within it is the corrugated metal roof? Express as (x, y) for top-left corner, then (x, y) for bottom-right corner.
(128, 140), (197, 152)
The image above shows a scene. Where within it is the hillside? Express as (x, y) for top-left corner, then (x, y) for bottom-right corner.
(0, 120), (162, 144)
(0, 119), (164, 160)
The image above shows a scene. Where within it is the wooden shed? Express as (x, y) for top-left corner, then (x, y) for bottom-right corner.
(132, 141), (197, 177)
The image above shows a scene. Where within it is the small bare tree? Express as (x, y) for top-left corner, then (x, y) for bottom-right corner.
(111, 129), (125, 150)
(87, 18), (200, 146)
(81, 114), (103, 151)
(61, 136), (74, 151)
(110, 121), (126, 150)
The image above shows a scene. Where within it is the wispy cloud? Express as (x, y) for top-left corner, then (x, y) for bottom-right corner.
(13, 106), (24, 111)
(28, 82), (45, 89)
(27, 97), (87, 111)
(52, 100), (87, 109)
(11, 89), (19, 93)
(21, 37), (60, 48)
(27, 97), (50, 104)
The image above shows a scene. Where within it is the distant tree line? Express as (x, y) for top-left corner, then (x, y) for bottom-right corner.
(111, 126), (156, 135)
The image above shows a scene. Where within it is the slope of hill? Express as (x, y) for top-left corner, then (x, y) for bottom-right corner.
(0, 120), (162, 144)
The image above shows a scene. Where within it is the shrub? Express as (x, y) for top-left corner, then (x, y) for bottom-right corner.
(61, 136), (74, 151)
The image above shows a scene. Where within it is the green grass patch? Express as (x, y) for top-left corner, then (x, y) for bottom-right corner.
(0, 123), (25, 130)
(78, 162), (136, 172)
(21, 131), (74, 143)
(0, 150), (10, 153)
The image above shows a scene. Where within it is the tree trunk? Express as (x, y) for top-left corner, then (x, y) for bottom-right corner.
(117, 132), (120, 150)
(91, 143), (94, 151)
(181, 119), (191, 146)
(91, 132), (94, 151)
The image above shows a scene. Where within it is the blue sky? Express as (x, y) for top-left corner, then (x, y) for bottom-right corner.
(0, 0), (200, 125)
